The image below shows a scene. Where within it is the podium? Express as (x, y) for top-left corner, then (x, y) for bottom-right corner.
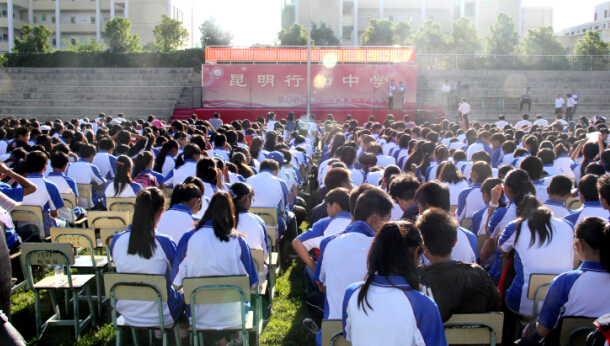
(391, 90), (405, 110)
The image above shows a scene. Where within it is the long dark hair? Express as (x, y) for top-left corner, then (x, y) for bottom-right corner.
(438, 162), (466, 184)
(249, 137), (263, 159)
(153, 140), (178, 173)
(575, 217), (610, 273)
(230, 182), (253, 225)
(169, 183), (202, 208)
(230, 153), (254, 178)
(133, 151), (154, 177)
(515, 194), (554, 248)
(196, 157), (217, 183)
(197, 191), (236, 242)
(417, 141), (436, 176)
(329, 133), (346, 158)
(113, 155), (134, 196)
(127, 188), (165, 259)
(264, 131), (277, 152)
(357, 222), (423, 314)
(581, 142), (600, 179)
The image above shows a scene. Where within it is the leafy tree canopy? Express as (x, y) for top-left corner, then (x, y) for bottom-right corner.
(448, 17), (482, 54)
(277, 23), (312, 45)
(310, 21), (339, 45)
(413, 19), (448, 54)
(63, 37), (105, 52)
(152, 15), (190, 52)
(104, 17), (141, 53)
(200, 17), (233, 47)
(574, 31), (610, 55)
(12, 24), (53, 52)
(522, 26), (565, 55)
(485, 13), (519, 54)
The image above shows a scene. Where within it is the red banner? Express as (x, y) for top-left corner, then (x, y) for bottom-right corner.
(202, 64), (417, 109)
(204, 47), (415, 63)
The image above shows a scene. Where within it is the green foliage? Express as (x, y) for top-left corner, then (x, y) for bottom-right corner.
(277, 23), (312, 45)
(12, 24), (53, 53)
(448, 17), (482, 54)
(200, 17), (233, 47)
(310, 21), (339, 45)
(574, 31), (610, 55)
(103, 17), (141, 53)
(485, 13), (520, 54)
(413, 20), (448, 54)
(522, 26), (565, 55)
(63, 37), (106, 52)
(152, 15), (190, 52)
(393, 21), (413, 46)
(361, 18), (394, 46)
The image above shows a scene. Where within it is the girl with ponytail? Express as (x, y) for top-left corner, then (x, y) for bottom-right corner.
(230, 182), (269, 256)
(110, 187), (185, 330)
(103, 155), (142, 207)
(195, 157), (220, 200)
(533, 217), (610, 341)
(157, 183), (202, 242)
(153, 140), (179, 176)
(342, 222), (446, 346)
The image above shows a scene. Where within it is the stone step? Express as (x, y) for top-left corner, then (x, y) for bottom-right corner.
(419, 81), (610, 89)
(0, 80), (190, 86)
(0, 67), (195, 74)
(0, 86), (184, 93)
(0, 100), (177, 108)
(0, 106), (175, 117)
(0, 74), (195, 81)
(0, 92), (180, 101)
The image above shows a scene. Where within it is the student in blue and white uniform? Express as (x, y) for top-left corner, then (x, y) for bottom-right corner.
(162, 144), (201, 188)
(553, 144), (573, 178)
(520, 156), (549, 203)
(437, 162), (469, 206)
(453, 150), (468, 173)
(543, 175), (572, 219)
(415, 181), (477, 264)
(46, 152), (86, 222)
(342, 221), (447, 346)
(538, 148), (562, 183)
(158, 183), (202, 243)
(153, 140), (179, 178)
(570, 141), (598, 187)
(457, 162), (492, 225)
(66, 144), (106, 209)
(338, 146), (365, 187)
(171, 191), (258, 341)
(499, 195), (575, 316)
(391, 135), (410, 161)
(471, 178), (504, 239)
(313, 186), (394, 345)
(565, 174), (610, 227)
(533, 217), (610, 342)
(367, 144), (395, 168)
(212, 134), (230, 161)
(425, 146), (449, 182)
(230, 182), (269, 254)
(103, 155), (142, 207)
(466, 132), (493, 160)
(133, 151), (164, 185)
(110, 187), (185, 332)
(92, 137), (117, 179)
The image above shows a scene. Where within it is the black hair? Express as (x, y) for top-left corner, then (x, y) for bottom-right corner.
(438, 162), (466, 184)
(575, 217), (610, 273)
(388, 174), (420, 202)
(324, 168), (352, 191)
(79, 144), (96, 159)
(349, 184), (376, 216)
(415, 181), (450, 212)
(549, 175), (573, 197)
(481, 178), (507, 208)
(325, 187), (351, 212)
(169, 183), (202, 209)
(598, 174), (610, 204)
(520, 156), (544, 180)
(153, 140), (179, 173)
(113, 155), (134, 196)
(197, 191), (236, 242)
(133, 151), (154, 177)
(471, 162), (493, 183)
(515, 195), (554, 248)
(230, 152), (254, 178)
(196, 156), (217, 183)
(340, 146), (357, 166)
(229, 182), (253, 224)
(26, 150), (47, 173)
(537, 148), (555, 165)
(416, 208), (457, 257)
(581, 142), (600, 179)
(128, 188), (165, 259)
(50, 151), (69, 170)
(579, 174), (600, 202)
(264, 131), (277, 152)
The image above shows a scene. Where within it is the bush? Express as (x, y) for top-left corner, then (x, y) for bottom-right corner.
(1, 49), (206, 70)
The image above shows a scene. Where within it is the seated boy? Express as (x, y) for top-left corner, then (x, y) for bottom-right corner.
(416, 208), (501, 322)
(66, 144), (106, 209)
(46, 152), (87, 223)
(544, 175), (572, 219)
(21, 151), (67, 238)
(520, 156), (549, 203)
(457, 161), (492, 224)
(388, 173), (421, 222)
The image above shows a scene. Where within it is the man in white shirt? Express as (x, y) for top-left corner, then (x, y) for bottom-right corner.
(566, 93), (576, 122)
(571, 89), (579, 114)
(520, 87), (532, 111)
(387, 80), (396, 109)
(554, 93), (565, 116)
(534, 115), (549, 127)
(515, 113), (532, 130)
(441, 80), (451, 107)
(108, 113), (127, 125)
(495, 115), (509, 130)
(458, 97), (470, 122)
(555, 113), (568, 126)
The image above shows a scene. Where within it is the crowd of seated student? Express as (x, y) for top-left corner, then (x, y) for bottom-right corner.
(2, 111), (610, 346)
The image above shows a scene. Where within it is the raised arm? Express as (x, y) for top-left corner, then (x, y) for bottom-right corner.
(0, 161), (37, 196)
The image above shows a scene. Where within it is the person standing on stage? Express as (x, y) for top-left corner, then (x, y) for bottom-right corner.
(396, 82), (406, 106)
(388, 80), (396, 109)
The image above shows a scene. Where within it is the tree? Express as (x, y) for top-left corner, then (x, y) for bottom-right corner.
(200, 17), (233, 47)
(277, 23), (311, 45)
(63, 37), (105, 52)
(521, 26), (565, 55)
(448, 17), (482, 54)
(574, 31), (610, 55)
(413, 20), (448, 54)
(152, 15), (190, 52)
(104, 17), (141, 53)
(310, 22), (339, 45)
(361, 19), (394, 46)
(485, 13), (519, 54)
(393, 21), (413, 46)
(12, 24), (52, 52)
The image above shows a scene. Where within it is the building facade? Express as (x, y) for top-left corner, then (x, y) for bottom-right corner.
(558, 1), (610, 53)
(281, 0), (552, 46)
(0, 0), (193, 52)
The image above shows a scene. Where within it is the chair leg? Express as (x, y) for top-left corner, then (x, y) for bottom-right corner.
(148, 330), (153, 346)
(116, 327), (123, 346)
(73, 288), (80, 340)
(173, 324), (182, 346)
(95, 268), (103, 317)
(65, 289), (70, 314)
(34, 290), (42, 339)
(49, 289), (60, 318)
(162, 331), (168, 346)
(131, 328), (139, 346)
(84, 283), (97, 327)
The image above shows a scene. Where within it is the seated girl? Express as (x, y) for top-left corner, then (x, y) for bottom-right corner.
(103, 155), (142, 207)
(157, 183), (202, 243)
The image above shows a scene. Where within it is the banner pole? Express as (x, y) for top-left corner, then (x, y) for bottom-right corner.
(306, 0), (311, 117)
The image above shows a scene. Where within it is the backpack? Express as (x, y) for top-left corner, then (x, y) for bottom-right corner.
(133, 173), (157, 188)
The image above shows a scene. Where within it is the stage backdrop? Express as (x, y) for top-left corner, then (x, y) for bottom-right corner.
(202, 64), (417, 109)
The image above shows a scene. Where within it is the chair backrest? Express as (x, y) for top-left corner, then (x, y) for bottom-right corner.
(21, 242), (75, 267)
(77, 184), (93, 204)
(107, 197), (137, 212)
(103, 273), (168, 302)
(250, 249), (266, 273)
(558, 317), (596, 346)
(11, 206), (44, 230)
(183, 276), (251, 305)
(250, 207), (278, 226)
(444, 312), (504, 345)
(321, 320), (351, 346)
(50, 227), (97, 250)
(99, 228), (124, 249)
(527, 274), (557, 300)
(88, 211), (131, 229)
(461, 218), (473, 230)
(450, 205), (458, 213)
(61, 193), (77, 209)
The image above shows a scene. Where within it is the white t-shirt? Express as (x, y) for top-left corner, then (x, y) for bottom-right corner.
(458, 102), (471, 114)
(534, 119), (549, 127)
(515, 120), (532, 129)
(495, 120), (509, 129)
(441, 84), (451, 93)
(554, 98), (565, 108)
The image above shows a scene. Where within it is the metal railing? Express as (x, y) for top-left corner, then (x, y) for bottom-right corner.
(416, 54), (610, 71)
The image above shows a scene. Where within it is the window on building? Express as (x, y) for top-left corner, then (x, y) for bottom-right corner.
(465, 3), (475, 17)
(572, 31), (575, 35)
(52, 16), (55, 23)
(2, 34), (7, 41)
(71, 38), (76, 44)
(596, 25), (599, 29)
(605, 10), (608, 18)
(71, 17), (76, 24)
(583, 28), (586, 32)
(429, 15), (434, 20)
(1, 11), (6, 17)
(33, 16), (37, 23)
(52, 39), (56, 45)
(91, 16), (95, 24)
(345, 31), (351, 40)
(41, 14), (46, 21)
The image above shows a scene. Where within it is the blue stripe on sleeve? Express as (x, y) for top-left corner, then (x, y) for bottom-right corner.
(156, 234), (178, 265)
(537, 270), (583, 329)
(169, 228), (198, 283)
(238, 236), (259, 287)
(488, 207), (508, 237)
(108, 155), (117, 178)
(563, 210), (581, 226)
(45, 180), (65, 210)
(342, 282), (362, 341)
(403, 290), (448, 346)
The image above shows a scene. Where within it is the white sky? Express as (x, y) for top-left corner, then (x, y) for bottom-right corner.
(193, 0), (601, 46)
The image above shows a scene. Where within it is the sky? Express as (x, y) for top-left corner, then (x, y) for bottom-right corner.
(194, 0), (602, 46)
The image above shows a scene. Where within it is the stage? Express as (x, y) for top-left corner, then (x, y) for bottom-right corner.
(171, 106), (444, 125)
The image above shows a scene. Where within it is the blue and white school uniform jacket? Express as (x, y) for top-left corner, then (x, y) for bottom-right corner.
(544, 200), (569, 219)
(199, 180), (220, 201)
(236, 211), (269, 253)
(392, 148), (409, 161)
(491, 148), (503, 168)
(543, 164), (563, 181)
(171, 220), (258, 330)
(499, 218), (575, 315)
(162, 159), (197, 187)
(538, 262), (610, 331)
(499, 153), (515, 167)
(92, 150), (117, 179)
(347, 166), (365, 187)
(46, 172), (84, 221)
(343, 276), (447, 346)
(375, 154), (396, 168)
(564, 201), (610, 228)
(422, 226), (477, 265)
(297, 212), (352, 252)
(570, 160), (585, 186)
(446, 180), (470, 206)
(66, 159), (105, 208)
(157, 204), (200, 244)
(110, 230), (184, 327)
(425, 160), (444, 182)
(467, 141), (492, 161)
(554, 154), (574, 179)
(103, 181), (142, 207)
(21, 173), (66, 237)
(533, 180), (549, 204)
(140, 169), (164, 184)
(212, 148), (230, 161)
(382, 141), (397, 156)
(457, 183), (486, 224)
(486, 200), (518, 275)
(471, 204), (490, 236)
(160, 154), (176, 177)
